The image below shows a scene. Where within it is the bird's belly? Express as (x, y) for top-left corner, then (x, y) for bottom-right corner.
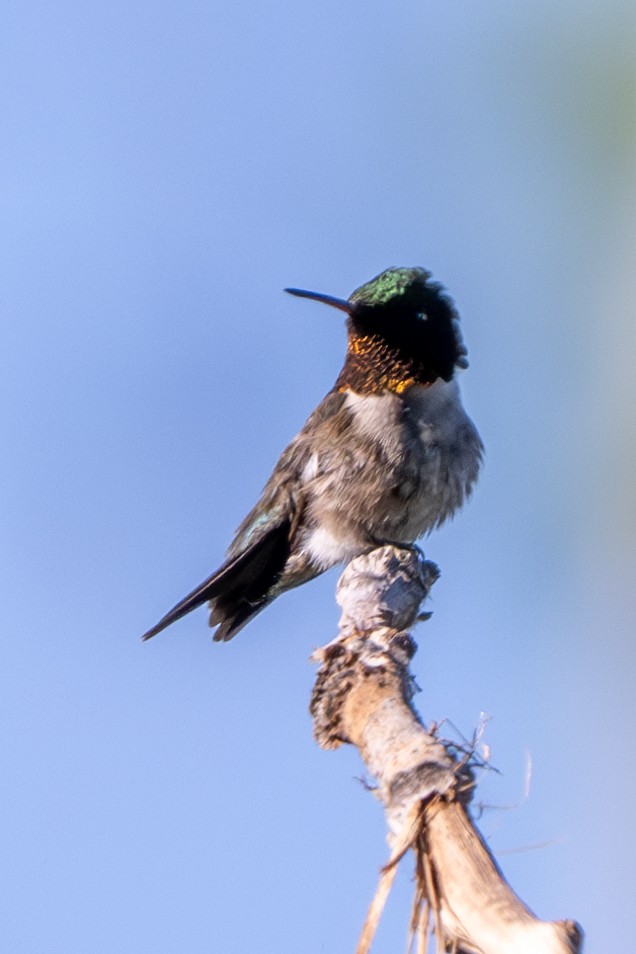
(328, 383), (481, 546)
(299, 382), (482, 571)
(304, 444), (473, 569)
(356, 450), (464, 542)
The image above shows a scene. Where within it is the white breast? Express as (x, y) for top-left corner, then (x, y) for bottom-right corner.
(343, 388), (407, 463)
(344, 378), (469, 456)
(344, 378), (482, 538)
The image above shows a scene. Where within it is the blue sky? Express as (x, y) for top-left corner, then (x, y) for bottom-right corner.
(1, 1), (635, 951)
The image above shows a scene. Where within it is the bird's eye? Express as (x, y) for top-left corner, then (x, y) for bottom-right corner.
(416, 311), (429, 322)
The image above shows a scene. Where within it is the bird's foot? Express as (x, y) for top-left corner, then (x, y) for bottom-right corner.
(372, 538), (425, 560)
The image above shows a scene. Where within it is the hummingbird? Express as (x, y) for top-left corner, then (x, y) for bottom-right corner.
(142, 267), (483, 643)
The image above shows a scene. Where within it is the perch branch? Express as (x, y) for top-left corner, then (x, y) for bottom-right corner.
(310, 546), (582, 954)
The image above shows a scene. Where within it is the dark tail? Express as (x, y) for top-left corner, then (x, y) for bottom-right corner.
(141, 519), (291, 643)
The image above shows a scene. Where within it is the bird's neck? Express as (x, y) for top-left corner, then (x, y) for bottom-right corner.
(335, 332), (439, 395)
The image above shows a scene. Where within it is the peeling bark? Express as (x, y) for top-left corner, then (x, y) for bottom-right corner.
(310, 546), (583, 954)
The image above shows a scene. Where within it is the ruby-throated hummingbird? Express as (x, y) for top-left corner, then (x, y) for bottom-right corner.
(142, 267), (483, 642)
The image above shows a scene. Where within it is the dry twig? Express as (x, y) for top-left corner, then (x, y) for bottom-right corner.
(310, 546), (582, 954)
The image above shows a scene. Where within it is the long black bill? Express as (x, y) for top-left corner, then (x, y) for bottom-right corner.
(284, 287), (351, 313)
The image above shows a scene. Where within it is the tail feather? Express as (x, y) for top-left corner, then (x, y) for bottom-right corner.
(141, 519), (291, 642)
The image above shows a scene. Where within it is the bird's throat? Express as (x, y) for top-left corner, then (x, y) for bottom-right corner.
(335, 333), (436, 395)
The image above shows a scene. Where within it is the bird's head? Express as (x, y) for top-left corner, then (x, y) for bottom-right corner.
(286, 267), (468, 394)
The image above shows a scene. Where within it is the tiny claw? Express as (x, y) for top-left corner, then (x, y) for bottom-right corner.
(417, 611), (433, 622)
(395, 541), (425, 559)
